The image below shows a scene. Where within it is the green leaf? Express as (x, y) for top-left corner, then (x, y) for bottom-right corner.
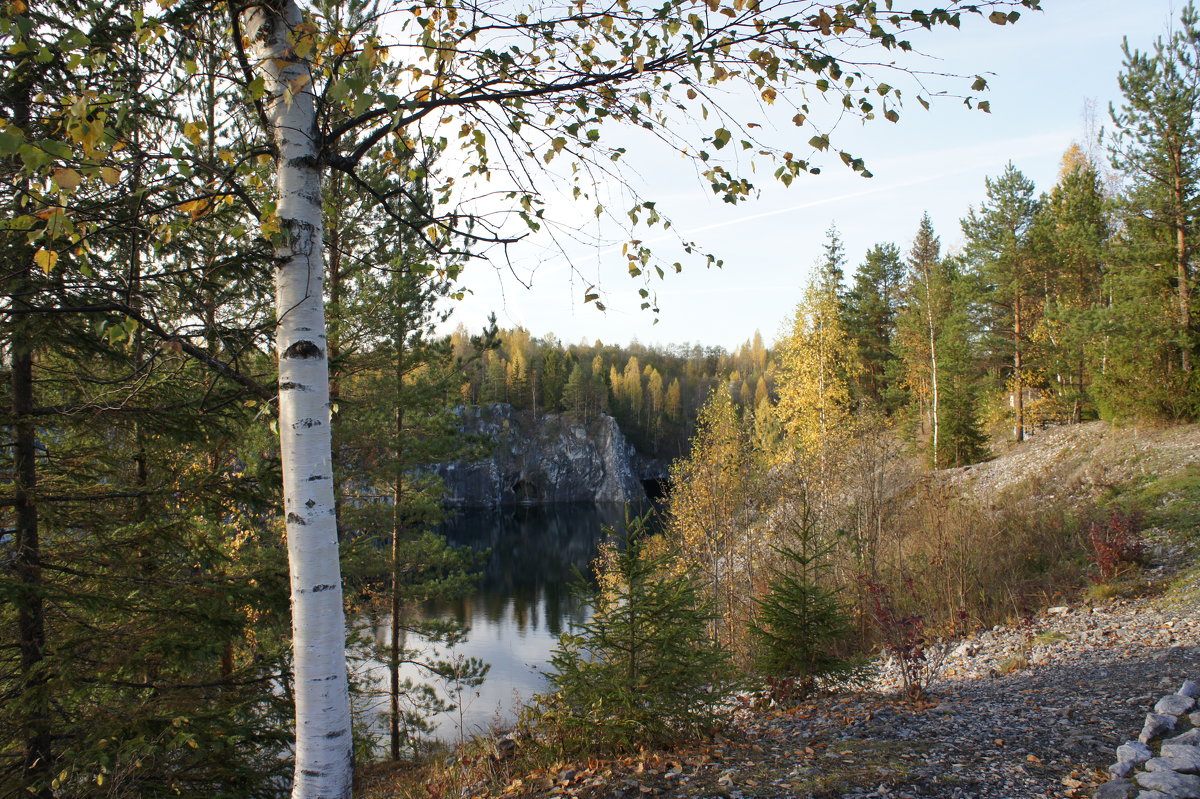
(0, 129), (24, 156)
(712, 128), (731, 149)
(808, 134), (829, 151)
(988, 10), (1008, 24)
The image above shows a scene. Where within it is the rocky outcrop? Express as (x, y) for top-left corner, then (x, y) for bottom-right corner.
(432, 404), (647, 507)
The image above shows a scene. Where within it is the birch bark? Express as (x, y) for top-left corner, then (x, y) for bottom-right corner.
(245, 3), (353, 797)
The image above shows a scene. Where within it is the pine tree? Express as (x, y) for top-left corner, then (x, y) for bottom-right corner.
(1109, 3), (1200, 379)
(1038, 148), (1109, 422)
(845, 242), (905, 410)
(962, 164), (1043, 441)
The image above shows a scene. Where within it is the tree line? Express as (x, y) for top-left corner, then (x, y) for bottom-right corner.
(450, 326), (771, 458)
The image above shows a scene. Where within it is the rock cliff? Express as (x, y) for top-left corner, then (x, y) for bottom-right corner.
(432, 404), (648, 507)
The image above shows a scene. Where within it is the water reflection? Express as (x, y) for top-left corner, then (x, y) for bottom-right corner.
(357, 503), (632, 748)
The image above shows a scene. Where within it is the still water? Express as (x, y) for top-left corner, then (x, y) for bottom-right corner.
(356, 503), (634, 749)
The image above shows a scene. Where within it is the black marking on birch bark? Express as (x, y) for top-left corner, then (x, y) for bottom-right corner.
(311, 584), (336, 592)
(307, 474), (328, 481)
(301, 769), (323, 778)
(282, 340), (322, 359)
(305, 498), (316, 508)
(291, 417), (321, 429)
(324, 728), (347, 739)
(288, 155), (318, 170)
(285, 218), (317, 255)
(279, 381), (307, 391)
(286, 512), (306, 525)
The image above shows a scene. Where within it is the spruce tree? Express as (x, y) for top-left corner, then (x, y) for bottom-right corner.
(545, 515), (734, 753)
(753, 513), (865, 699)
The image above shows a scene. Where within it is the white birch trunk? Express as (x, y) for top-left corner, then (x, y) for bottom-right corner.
(246, 4), (353, 797)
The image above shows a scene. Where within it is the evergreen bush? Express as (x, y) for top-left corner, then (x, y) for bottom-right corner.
(542, 513), (735, 754)
(752, 526), (869, 699)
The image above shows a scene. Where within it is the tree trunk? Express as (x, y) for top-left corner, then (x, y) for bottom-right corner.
(246, 4), (353, 797)
(390, 331), (407, 761)
(13, 256), (52, 799)
(8, 59), (52, 793)
(1175, 168), (1192, 373)
(1014, 291), (1024, 442)
(922, 263), (939, 467)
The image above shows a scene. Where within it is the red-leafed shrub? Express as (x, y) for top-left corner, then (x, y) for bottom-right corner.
(1086, 507), (1145, 582)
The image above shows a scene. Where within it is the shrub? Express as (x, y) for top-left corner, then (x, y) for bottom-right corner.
(752, 525), (869, 699)
(1086, 507), (1145, 582)
(541, 513), (735, 754)
(864, 579), (946, 701)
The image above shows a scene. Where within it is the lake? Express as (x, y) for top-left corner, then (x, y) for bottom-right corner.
(355, 503), (635, 751)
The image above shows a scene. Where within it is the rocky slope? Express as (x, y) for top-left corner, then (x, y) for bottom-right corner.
(431, 404), (648, 507)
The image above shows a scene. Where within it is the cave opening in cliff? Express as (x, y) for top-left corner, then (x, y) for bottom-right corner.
(512, 478), (542, 502)
(642, 477), (669, 503)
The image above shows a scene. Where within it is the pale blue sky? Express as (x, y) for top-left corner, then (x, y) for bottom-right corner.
(446, 1), (1184, 351)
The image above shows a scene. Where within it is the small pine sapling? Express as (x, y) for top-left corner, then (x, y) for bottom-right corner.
(752, 522), (869, 700)
(543, 512), (735, 754)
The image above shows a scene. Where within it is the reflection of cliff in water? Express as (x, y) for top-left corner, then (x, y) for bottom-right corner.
(429, 503), (635, 638)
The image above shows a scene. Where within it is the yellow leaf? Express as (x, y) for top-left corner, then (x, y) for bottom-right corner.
(218, 150), (235, 164)
(178, 198), (212, 219)
(182, 121), (204, 146)
(9, 0), (26, 13)
(52, 167), (81, 191)
(288, 73), (311, 94)
(100, 167), (120, 185)
(34, 248), (57, 273)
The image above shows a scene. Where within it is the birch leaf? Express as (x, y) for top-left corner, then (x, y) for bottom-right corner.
(52, 167), (81, 191)
(34, 248), (57, 273)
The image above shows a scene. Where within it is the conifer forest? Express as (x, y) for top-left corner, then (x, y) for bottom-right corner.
(9, 0), (1200, 797)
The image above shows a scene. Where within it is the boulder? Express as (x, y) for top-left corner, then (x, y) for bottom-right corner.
(1135, 769), (1200, 798)
(1141, 713), (1179, 744)
(1156, 694), (1197, 716)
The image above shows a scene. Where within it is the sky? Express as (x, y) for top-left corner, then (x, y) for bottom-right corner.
(442, 0), (1186, 351)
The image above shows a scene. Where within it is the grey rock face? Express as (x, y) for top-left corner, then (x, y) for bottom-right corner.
(1111, 759), (1136, 778)
(1135, 769), (1200, 798)
(1181, 680), (1200, 699)
(1142, 713), (1180, 743)
(433, 405), (648, 507)
(1157, 694), (1197, 716)
(1119, 741), (1154, 765)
